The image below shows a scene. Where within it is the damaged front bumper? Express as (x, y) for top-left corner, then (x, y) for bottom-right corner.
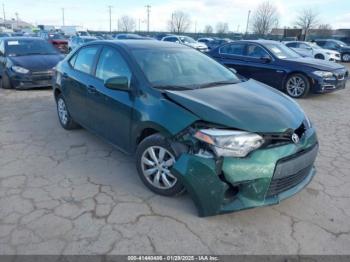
(171, 127), (318, 217)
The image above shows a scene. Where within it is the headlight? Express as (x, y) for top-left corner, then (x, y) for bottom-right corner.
(11, 66), (30, 74)
(194, 129), (264, 157)
(313, 71), (333, 78)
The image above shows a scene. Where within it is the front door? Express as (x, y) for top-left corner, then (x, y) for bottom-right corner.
(86, 46), (134, 151)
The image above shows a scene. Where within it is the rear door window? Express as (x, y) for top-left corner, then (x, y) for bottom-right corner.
(73, 46), (99, 74)
(219, 43), (245, 56)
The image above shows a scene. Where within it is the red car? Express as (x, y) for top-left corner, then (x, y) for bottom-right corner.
(40, 32), (68, 54)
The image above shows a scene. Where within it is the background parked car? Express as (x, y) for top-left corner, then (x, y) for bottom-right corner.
(161, 35), (208, 51)
(284, 41), (341, 62)
(39, 31), (69, 54)
(197, 37), (214, 45)
(313, 39), (350, 62)
(206, 38), (232, 50)
(68, 36), (98, 52)
(115, 33), (151, 40)
(0, 37), (64, 89)
(208, 40), (348, 98)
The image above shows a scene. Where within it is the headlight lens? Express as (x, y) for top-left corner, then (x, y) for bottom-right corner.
(194, 129), (264, 157)
(313, 71), (333, 78)
(12, 66), (30, 74)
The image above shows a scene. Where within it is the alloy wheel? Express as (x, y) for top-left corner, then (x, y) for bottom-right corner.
(286, 76), (306, 97)
(57, 98), (68, 125)
(141, 146), (177, 190)
(342, 54), (350, 62)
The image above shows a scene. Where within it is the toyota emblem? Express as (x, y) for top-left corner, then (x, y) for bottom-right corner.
(292, 133), (300, 144)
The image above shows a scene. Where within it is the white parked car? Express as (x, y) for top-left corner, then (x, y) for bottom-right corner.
(284, 41), (341, 62)
(161, 35), (208, 52)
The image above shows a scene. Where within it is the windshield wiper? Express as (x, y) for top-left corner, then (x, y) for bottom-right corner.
(198, 80), (238, 89)
(153, 85), (194, 91)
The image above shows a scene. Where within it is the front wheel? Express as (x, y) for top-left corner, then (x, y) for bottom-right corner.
(1, 72), (13, 89)
(285, 74), (310, 98)
(56, 94), (79, 130)
(342, 53), (350, 62)
(314, 54), (325, 60)
(136, 134), (185, 196)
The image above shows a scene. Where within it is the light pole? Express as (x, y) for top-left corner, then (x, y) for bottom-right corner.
(145, 5), (151, 33)
(15, 12), (19, 29)
(2, 3), (5, 22)
(108, 5), (112, 32)
(245, 10), (251, 35)
(62, 8), (65, 26)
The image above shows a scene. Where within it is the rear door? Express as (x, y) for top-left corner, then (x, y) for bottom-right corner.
(213, 42), (248, 75)
(61, 45), (100, 126)
(86, 46), (134, 151)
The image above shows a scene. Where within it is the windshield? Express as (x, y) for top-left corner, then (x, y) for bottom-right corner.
(5, 39), (59, 56)
(132, 48), (240, 90)
(333, 40), (347, 47)
(180, 36), (196, 44)
(265, 43), (301, 59)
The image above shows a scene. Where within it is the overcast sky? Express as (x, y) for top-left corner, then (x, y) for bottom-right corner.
(3, 0), (350, 32)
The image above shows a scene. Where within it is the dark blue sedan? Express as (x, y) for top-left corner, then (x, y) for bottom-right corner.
(208, 40), (348, 98)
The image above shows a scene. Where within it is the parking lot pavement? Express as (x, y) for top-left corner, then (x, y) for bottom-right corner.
(0, 67), (350, 255)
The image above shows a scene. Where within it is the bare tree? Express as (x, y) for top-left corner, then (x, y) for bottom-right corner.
(295, 8), (318, 39)
(203, 25), (213, 34)
(251, 1), (279, 36)
(318, 24), (333, 37)
(168, 11), (191, 33)
(216, 22), (229, 34)
(119, 15), (136, 32)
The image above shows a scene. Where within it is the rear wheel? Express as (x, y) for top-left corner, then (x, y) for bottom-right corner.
(285, 74), (310, 98)
(342, 53), (350, 62)
(1, 72), (13, 89)
(136, 134), (185, 196)
(56, 94), (79, 130)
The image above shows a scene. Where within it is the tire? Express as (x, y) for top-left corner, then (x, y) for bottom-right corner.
(1, 72), (13, 89)
(314, 54), (325, 60)
(342, 53), (350, 62)
(285, 73), (310, 98)
(56, 94), (79, 130)
(136, 134), (185, 197)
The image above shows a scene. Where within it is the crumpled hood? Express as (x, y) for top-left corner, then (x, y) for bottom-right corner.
(165, 79), (306, 133)
(283, 57), (344, 71)
(9, 54), (64, 71)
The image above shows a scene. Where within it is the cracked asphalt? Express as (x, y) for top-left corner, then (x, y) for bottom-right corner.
(0, 65), (350, 255)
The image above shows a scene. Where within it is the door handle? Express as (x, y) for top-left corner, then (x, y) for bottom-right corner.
(62, 72), (69, 79)
(87, 85), (97, 94)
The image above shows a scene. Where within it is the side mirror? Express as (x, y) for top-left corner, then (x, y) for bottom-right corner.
(260, 55), (272, 63)
(105, 76), (129, 91)
(229, 68), (237, 74)
(175, 40), (180, 43)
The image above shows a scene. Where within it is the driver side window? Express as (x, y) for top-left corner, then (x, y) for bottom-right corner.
(95, 47), (131, 82)
(246, 44), (268, 58)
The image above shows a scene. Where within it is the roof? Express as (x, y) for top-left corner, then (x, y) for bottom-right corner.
(238, 39), (283, 44)
(0, 37), (43, 41)
(90, 40), (188, 50)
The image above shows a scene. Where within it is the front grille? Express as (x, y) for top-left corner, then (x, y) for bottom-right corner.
(31, 70), (53, 80)
(266, 144), (318, 197)
(267, 165), (312, 196)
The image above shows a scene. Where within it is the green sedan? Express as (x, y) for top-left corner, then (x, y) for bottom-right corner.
(53, 40), (318, 217)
